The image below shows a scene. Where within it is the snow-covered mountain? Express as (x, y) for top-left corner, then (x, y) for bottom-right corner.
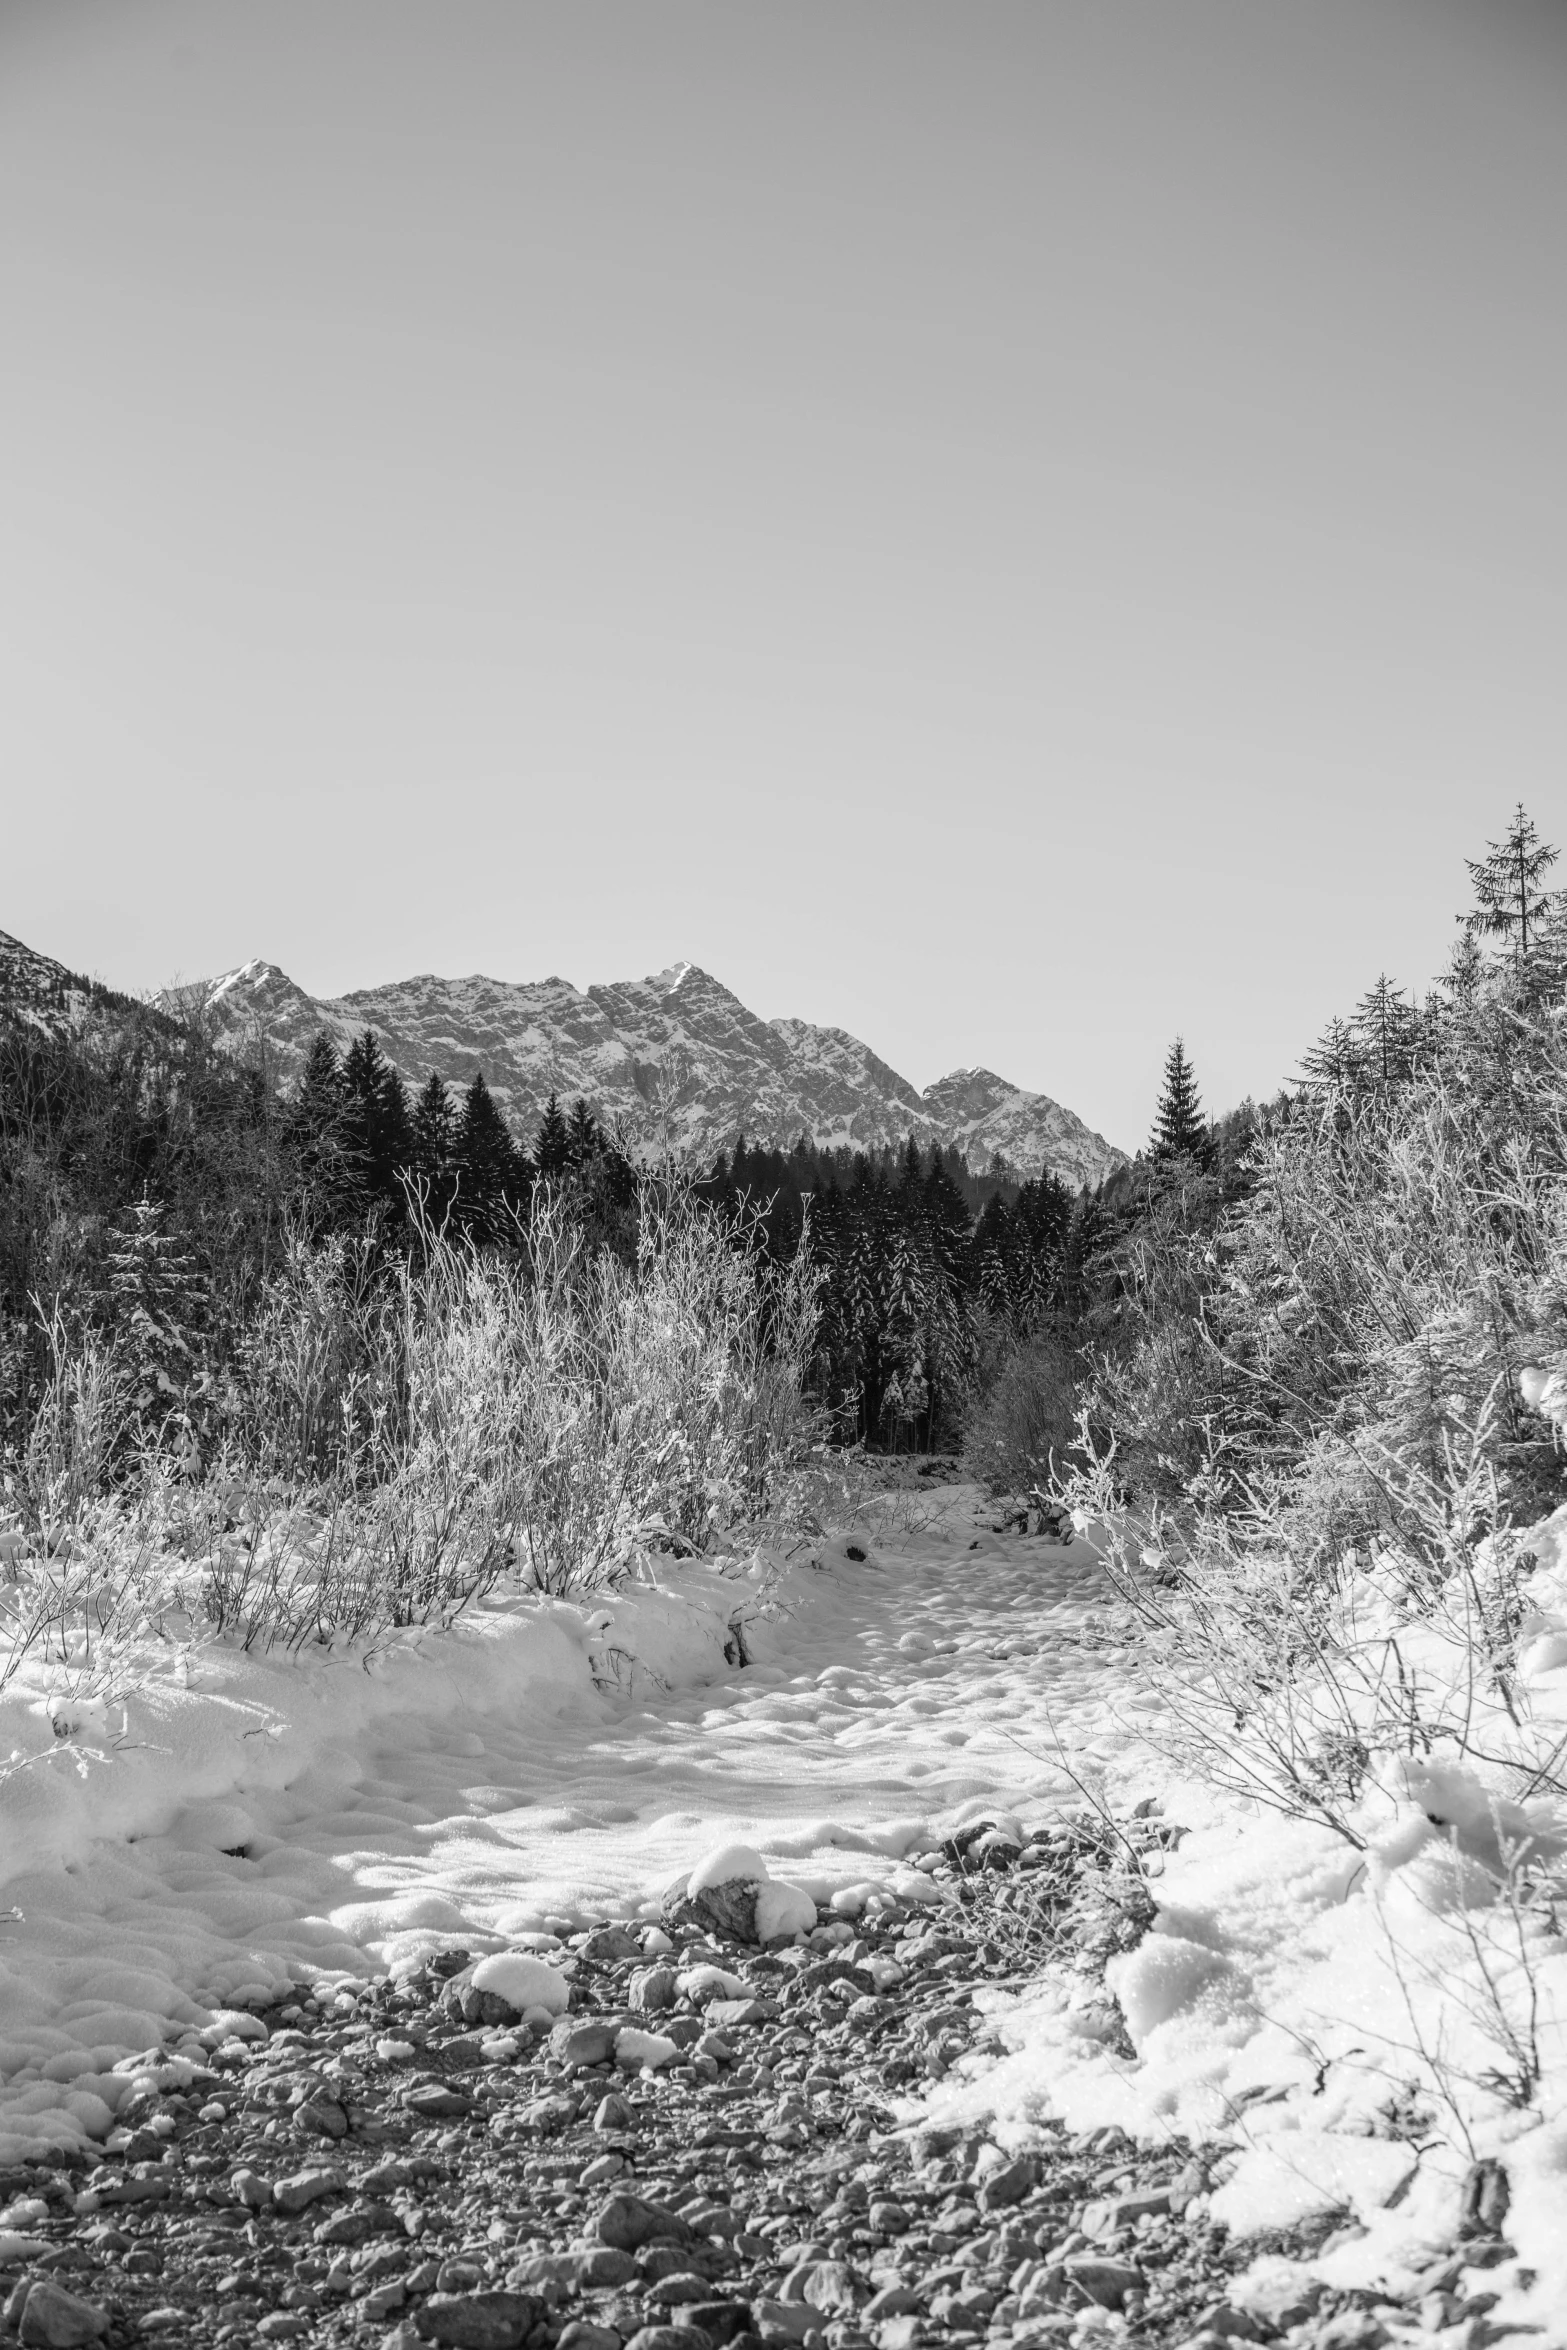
(197, 954), (1126, 1186)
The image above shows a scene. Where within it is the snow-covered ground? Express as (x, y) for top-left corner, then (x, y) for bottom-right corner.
(3, 1475), (1566, 2341)
(0, 1487), (1112, 2161)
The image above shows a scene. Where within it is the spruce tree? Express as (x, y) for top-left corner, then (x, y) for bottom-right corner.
(105, 1191), (206, 1432)
(1150, 1038), (1209, 1164)
(534, 1093), (570, 1180)
(456, 1073), (524, 1237)
(1463, 804), (1559, 980)
(1351, 975), (1417, 1086)
(565, 1097), (600, 1171)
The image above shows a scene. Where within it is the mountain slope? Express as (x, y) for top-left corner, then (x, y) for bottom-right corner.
(192, 953), (1126, 1186)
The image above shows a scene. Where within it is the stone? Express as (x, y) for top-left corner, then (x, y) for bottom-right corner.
(862, 2288), (922, 2321)
(630, 1967), (678, 2015)
(645, 2275), (713, 2309)
(593, 2093), (637, 2132)
(595, 2194), (696, 2253)
(1459, 2158), (1510, 2240)
(704, 2000), (778, 2030)
(272, 2164), (346, 2212)
(1191, 2307), (1264, 2342)
(664, 1879), (764, 1945)
(1079, 2186), (1169, 2236)
(518, 2094), (578, 2135)
(614, 2029), (680, 2072)
(256, 2320), (309, 2342)
(314, 2201), (400, 2245)
(576, 2249), (639, 2290)
(553, 2021), (620, 2068)
(976, 2159), (1032, 2210)
(625, 2331), (713, 2350)
(16, 2285), (112, 2349)
(874, 2319), (922, 2350)
(294, 2092), (350, 2139)
(866, 2202), (908, 2234)
(557, 2328), (623, 2350)
(403, 2081), (474, 2120)
(413, 2291), (541, 2349)
(364, 2281), (409, 2320)
(231, 2167), (273, 2209)
(1060, 2257), (1141, 2312)
(581, 1925), (644, 1964)
(681, 2306), (751, 2347)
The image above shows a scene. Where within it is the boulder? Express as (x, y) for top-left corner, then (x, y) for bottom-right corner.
(16, 2285), (111, 2349)
(413, 2291), (541, 2349)
(594, 2192), (695, 2252)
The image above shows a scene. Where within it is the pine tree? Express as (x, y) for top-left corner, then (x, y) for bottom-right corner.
(1351, 974), (1417, 1086)
(534, 1093), (570, 1180)
(456, 1073), (524, 1237)
(1299, 1016), (1361, 1090)
(105, 1191), (207, 1431)
(287, 1032), (359, 1216)
(565, 1097), (601, 1170)
(1463, 804), (1559, 979)
(342, 1029), (414, 1210)
(1150, 1038), (1209, 1164)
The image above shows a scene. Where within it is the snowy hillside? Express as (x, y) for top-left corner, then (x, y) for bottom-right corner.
(194, 954), (1127, 1185)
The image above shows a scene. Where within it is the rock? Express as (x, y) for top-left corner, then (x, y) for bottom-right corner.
(582, 1926), (644, 1964)
(314, 2201), (399, 2245)
(976, 2158), (1032, 2210)
(614, 2029), (680, 2071)
(663, 1878), (764, 1945)
(403, 2081), (474, 2120)
(517, 2094), (577, 2135)
(1459, 2158), (1510, 2239)
(863, 2288), (923, 2321)
(645, 2275), (713, 2309)
(557, 2327), (623, 2350)
(231, 2167), (273, 2209)
(595, 2193), (695, 2252)
(413, 2291), (541, 2349)
(593, 2093), (637, 2132)
(1191, 2306), (1264, 2342)
(681, 2304), (752, 2346)
(364, 2281), (409, 2320)
(294, 2092), (350, 2139)
(866, 2201), (908, 2234)
(1079, 2186), (1170, 2235)
(576, 2249), (639, 2290)
(272, 2164), (346, 2212)
(16, 2285), (111, 2348)
(874, 2319), (922, 2350)
(552, 2020), (621, 2068)
(257, 2320), (309, 2342)
(625, 2331), (712, 2350)
(704, 2000), (778, 2030)
(630, 1967), (678, 2015)
(1060, 2257), (1141, 2311)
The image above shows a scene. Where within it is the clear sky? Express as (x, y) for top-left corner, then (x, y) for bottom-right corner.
(3, 1), (1565, 1152)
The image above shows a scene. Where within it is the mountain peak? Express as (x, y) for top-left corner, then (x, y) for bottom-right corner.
(181, 951), (1126, 1185)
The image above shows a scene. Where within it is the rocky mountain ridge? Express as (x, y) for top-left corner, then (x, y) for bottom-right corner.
(0, 927), (1125, 1186)
(199, 956), (1124, 1186)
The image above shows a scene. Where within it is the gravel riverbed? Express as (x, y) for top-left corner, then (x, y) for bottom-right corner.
(0, 1818), (1519, 2350)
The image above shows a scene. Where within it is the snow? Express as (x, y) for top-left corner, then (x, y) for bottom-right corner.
(3, 1462), (1566, 2339)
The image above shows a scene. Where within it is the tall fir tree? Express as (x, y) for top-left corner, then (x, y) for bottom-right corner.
(105, 1191), (207, 1433)
(1463, 804), (1559, 981)
(341, 1029), (414, 1211)
(456, 1072), (524, 1237)
(1150, 1038), (1209, 1165)
(1351, 974), (1417, 1086)
(534, 1093), (570, 1180)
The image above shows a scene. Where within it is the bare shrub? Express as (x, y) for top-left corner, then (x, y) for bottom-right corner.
(0, 1178), (825, 1674)
(961, 1325), (1080, 1497)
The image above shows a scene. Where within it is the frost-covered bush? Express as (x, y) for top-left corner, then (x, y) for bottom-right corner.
(1059, 1387), (1560, 1848)
(0, 1180), (824, 1677)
